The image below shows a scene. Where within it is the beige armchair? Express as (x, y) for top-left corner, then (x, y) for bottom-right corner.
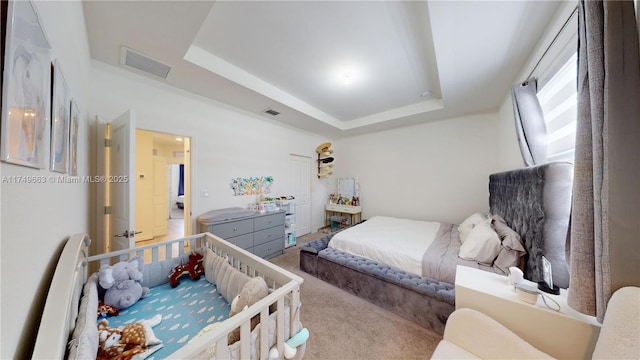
(432, 286), (639, 359)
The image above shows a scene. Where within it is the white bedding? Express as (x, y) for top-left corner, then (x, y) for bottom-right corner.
(328, 216), (441, 275)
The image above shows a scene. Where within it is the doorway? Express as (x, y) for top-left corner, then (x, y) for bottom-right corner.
(97, 112), (192, 257)
(167, 163), (185, 234)
(134, 129), (191, 244)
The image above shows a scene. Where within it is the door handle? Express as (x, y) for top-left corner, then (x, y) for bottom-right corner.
(115, 230), (143, 238)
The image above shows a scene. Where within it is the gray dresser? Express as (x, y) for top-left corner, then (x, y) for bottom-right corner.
(198, 210), (285, 259)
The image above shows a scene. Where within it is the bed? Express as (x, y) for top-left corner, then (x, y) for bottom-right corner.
(300, 162), (573, 334)
(176, 194), (185, 209)
(33, 232), (306, 359)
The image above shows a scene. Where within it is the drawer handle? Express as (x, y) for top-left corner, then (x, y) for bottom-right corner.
(233, 227), (238, 231)
(267, 247), (271, 251)
(268, 220), (272, 223)
(268, 234), (272, 237)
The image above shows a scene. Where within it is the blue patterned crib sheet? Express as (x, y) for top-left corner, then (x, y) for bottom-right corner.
(99, 277), (230, 359)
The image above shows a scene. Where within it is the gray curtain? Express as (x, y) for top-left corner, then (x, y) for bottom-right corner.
(511, 78), (547, 166)
(568, 0), (640, 321)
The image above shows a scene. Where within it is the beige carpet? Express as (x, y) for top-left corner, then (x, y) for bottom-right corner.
(269, 233), (442, 360)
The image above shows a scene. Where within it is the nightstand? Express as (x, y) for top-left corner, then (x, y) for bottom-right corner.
(454, 265), (601, 359)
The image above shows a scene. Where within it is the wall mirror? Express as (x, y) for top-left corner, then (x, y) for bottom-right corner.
(338, 177), (357, 200)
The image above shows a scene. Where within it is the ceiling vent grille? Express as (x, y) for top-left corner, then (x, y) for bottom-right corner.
(120, 46), (172, 79)
(263, 108), (281, 116)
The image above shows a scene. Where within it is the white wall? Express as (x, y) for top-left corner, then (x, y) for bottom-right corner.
(0, 1), (91, 358)
(334, 111), (501, 224)
(89, 61), (332, 237)
(497, 96), (526, 170)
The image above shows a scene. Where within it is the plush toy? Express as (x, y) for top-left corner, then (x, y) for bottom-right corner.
(97, 300), (119, 318)
(97, 315), (162, 360)
(227, 277), (269, 344)
(169, 252), (204, 288)
(99, 256), (150, 309)
(268, 328), (310, 360)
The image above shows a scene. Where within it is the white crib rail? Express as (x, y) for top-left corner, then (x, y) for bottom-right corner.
(33, 233), (91, 360)
(87, 232), (304, 359)
(87, 233), (203, 267)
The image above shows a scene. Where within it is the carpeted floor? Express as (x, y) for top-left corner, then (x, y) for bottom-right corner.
(269, 233), (442, 360)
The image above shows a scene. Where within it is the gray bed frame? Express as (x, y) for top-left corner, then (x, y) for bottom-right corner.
(300, 162), (573, 335)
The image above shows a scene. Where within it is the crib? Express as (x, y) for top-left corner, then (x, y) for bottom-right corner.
(32, 232), (305, 359)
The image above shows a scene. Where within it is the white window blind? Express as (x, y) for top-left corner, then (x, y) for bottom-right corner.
(536, 53), (578, 163)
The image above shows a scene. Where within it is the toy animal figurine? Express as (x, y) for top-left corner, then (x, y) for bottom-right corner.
(97, 315), (162, 360)
(98, 257), (150, 309)
(169, 252), (204, 288)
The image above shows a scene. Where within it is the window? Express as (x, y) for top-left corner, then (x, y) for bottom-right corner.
(536, 53), (578, 163)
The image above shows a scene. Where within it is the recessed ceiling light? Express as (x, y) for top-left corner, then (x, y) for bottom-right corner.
(342, 72), (354, 85)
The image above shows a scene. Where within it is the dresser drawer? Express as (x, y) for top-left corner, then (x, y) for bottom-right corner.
(254, 213), (284, 231)
(228, 233), (253, 250)
(326, 204), (361, 214)
(254, 226), (283, 246)
(209, 218), (253, 239)
(253, 238), (283, 259)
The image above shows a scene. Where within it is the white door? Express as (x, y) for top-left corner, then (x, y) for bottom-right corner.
(290, 155), (311, 236)
(110, 110), (137, 251)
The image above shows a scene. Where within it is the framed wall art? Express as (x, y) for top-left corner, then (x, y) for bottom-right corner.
(1, 0), (52, 169)
(50, 60), (70, 174)
(69, 99), (79, 176)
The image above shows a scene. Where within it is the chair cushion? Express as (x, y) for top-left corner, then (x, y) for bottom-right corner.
(592, 286), (640, 359)
(432, 340), (480, 359)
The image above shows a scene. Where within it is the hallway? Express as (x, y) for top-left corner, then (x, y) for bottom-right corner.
(136, 209), (185, 264)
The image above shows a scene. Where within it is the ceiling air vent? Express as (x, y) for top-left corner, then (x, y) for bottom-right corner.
(263, 108), (281, 117)
(120, 46), (172, 79)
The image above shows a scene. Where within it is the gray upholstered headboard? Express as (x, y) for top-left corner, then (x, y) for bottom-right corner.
(489, 162), (573, 288)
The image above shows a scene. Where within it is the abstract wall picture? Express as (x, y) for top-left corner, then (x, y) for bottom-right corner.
(230, 176), (274, 196)
(50, 60), (70, 173)
(69, 99), (79, 176)
(1, 0), (52, 169)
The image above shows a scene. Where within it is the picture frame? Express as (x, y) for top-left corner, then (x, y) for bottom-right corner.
(542, 255), (554, 290)
(1, 0), (52, 169)
(69, 99), (79, 176)
(50, 60), (70, 173)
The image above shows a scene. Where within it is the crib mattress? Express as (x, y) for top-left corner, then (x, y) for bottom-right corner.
(100, 277), (230, 359)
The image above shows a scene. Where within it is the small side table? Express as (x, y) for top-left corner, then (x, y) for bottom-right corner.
(325, 204), (362, 227)
(454, 265), (601, 359)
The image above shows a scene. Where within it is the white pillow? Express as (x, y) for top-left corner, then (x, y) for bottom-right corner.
(458, 212), (490, 243)
(458, 222), (501, 265)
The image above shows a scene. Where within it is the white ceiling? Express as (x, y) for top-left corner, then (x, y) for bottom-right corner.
(83, 1), (561, 138)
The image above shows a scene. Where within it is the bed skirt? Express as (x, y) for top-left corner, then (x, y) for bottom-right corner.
(300, 234), (455, 335)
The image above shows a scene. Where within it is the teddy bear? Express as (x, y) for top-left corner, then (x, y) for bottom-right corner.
(99, 256), (150, 309)
(97, 315), (162, 360)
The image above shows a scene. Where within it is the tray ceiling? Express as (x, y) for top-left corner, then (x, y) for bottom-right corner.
(83, 1), (562, 137)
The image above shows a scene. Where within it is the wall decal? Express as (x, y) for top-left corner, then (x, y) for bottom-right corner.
(230, 176), (273, 196)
